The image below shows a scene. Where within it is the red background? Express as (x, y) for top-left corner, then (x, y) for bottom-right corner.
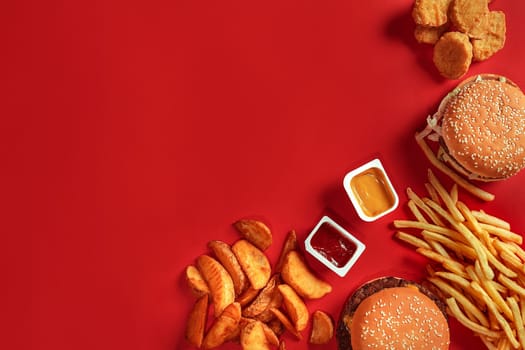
(2, 0), (525, 349)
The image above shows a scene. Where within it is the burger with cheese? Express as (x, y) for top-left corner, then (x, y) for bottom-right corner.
(336, 277), (450, 350)
(419, 74), (525, 181)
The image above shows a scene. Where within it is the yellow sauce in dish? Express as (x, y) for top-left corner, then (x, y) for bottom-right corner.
(350, 167), (395, 217)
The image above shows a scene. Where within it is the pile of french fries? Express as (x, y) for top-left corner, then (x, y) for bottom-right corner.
(395, 169), (525, 350)
(184, 219), (335, 349)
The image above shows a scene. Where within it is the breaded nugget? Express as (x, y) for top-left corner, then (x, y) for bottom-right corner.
(414, 23), (450, 45)
(472, 11), (506, 61)
(433, 31), (473, 79)
(449, 0), (489, 39)
(412, 0), (452, 26)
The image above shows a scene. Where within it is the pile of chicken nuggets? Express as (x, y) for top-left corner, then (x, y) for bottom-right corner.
(412, 0), (506, 79)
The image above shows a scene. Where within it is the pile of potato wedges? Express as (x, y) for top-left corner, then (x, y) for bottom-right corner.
(184, 219), (335, 349)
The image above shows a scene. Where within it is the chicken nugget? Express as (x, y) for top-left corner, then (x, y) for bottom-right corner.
(414, 23), (450, 45)
(449, 0), (490, 39)
(472, 11), (506, 61)
(433, 31), (473, 80)
(412, 0), (452, 27)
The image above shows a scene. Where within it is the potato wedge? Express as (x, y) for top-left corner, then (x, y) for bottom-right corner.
(269, 307), (302, 340)
(278, 284), (309, 331)
(274, 230), (298, 273)
(309, 310), (334, 344)
(243, 274), (279, 318)
(185, 265), (210, 298)
(280, 250), (332, 299)
(236, 286), (260, 307)
(232, 239), (271, 290)
(202, 302), (241, 349)
(255, 285), (283, 323)
(196, 254), (235, 316)
(185, 294), (209, 348)
(240, 320), (270, 350)
(233, 219), (273, 251)
(261, 322), (280, 347)
(208, 240), (248, 296)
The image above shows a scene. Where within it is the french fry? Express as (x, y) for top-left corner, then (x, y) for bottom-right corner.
(498, 274), (525, 297)
(406, 187), (445, 226)
(408, 199), (429, 224)
(427, 168), (464, 222)
(472, 210), (511, 231)
(471, 281), (520, 349)
(429, 276), (490, 327)
(395, 230), (431, 249)
(507, 296), (525, 350)
(414, 134), (495, 201)
(479, 223), (523, 245)
(446, 298), (499, 338)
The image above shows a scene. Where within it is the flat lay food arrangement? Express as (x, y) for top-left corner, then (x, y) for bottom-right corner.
(178, 0), (525, 349)
(5, 1), (525, 350)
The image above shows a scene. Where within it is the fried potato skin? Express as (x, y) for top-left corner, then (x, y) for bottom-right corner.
(274, 230), (298, 274)
(240, 320), (271, 350)
(433, 31), (472, 80)
(197, 254), (235, 316)
(185, 265), (210, 298)
(208, 240), (248, 296)
(278, 284), (309, 332)
(185, 294), (209, 348)
(232, 239), (271, 290)
(243, 274), (280, 318)
(280, 250), (332, 299)
(309, 310), (334, 345)
(202, 302), (241, 349)
(233, 219), (273, 251)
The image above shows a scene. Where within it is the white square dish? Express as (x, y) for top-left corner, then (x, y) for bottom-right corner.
(304, 216), (366, 277)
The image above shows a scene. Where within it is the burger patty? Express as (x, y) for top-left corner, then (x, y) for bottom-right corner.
(336, 277), (448, 350)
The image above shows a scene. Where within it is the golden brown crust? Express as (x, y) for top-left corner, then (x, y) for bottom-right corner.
(433, 31), (473, 80)
(412, 0), (452, 26)
(472, 11), (506, 61)
(414, 23), (450, 45)
(449, 0), (490, 39)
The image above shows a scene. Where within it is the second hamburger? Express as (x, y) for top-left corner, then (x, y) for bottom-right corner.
(421, 74), (525, 181)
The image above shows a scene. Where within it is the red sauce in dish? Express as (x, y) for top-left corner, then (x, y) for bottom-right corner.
(310, 222), (357, 268)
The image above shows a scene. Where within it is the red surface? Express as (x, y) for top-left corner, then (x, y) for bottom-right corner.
(2, 0), (525, 349)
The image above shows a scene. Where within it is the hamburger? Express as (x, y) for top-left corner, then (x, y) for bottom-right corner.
(336, 277), (450, 350)
(420, 74), (525, 181)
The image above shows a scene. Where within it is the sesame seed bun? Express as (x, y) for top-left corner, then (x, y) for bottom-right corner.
(336, 277), (450, 350)
(440, 74), (525, 181)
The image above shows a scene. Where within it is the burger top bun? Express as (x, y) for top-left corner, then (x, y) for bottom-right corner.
(337, 277), (449, 350)
(441, 74), (525, 181)
(350, 286), (449, 350)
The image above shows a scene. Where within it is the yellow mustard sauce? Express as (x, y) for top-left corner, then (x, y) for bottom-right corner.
(350, 167), (395, 217)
